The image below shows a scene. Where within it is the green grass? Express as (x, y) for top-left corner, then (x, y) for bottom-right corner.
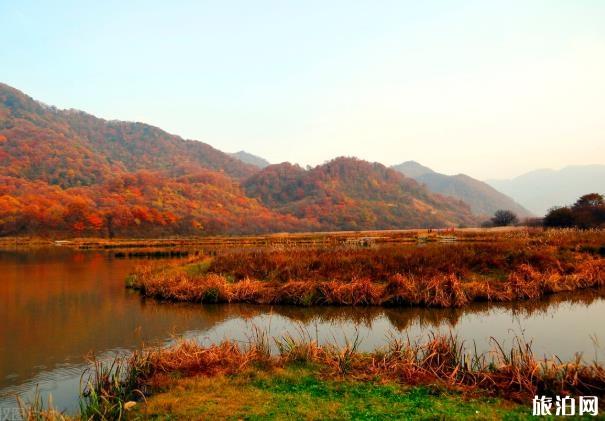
(131, 363), (531, 420)
(183, 257), (213, 276)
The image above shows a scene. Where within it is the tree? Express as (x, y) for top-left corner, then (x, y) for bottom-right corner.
(543, 193), (605, 229)
(543, 206), (575, 228)
(573, 193), (604, 209)
(491, 210), (519, 227)
(572, 193), (605, 228)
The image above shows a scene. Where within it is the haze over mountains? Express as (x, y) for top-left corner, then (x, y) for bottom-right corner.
(0, 83), (477, 237)
(392, 161), (532, 218)
(487, 166), (605, 216)
(229, 151), (270, 168)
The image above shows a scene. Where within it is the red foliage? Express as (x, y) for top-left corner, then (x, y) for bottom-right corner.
(0, 83), (477, 237)
(244, 157), (477, 230)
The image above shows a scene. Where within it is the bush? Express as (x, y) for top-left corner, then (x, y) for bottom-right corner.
(491, 210), (519, 227)
(544, 207), (575, 228)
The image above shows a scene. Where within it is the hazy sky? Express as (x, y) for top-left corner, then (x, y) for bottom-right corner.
(2, 0), (604, 179)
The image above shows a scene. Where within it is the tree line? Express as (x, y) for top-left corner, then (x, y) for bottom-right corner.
(487, 193), (605, 229)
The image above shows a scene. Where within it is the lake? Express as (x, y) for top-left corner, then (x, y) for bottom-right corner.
(1, 248), (604, 414)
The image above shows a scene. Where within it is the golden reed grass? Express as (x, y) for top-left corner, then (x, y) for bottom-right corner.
(127, 229), (605, 307)
(20, 331), (605, 418)
(102, 332), (605, 408)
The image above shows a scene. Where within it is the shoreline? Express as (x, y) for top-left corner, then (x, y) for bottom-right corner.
(21, 331), (605, 419)
(0, 226), (530, 250)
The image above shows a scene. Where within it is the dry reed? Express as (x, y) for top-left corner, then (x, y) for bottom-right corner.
(128, 232), (605, 307)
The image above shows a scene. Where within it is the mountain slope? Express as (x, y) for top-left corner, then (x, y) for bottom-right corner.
(229, 151), (270, 168)
(244, 157), (477, 230)
(0, 83), (479, 236)
(0, 171), (314, 236)
(392, 161), (531, 217)
(0, 83), (308, 236)
(487, 166), (605, 215)
(0, 83), (256, 187)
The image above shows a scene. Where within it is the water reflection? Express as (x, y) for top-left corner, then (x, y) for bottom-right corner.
(0, 248), (604, 413)
(175, 290), (605, 360)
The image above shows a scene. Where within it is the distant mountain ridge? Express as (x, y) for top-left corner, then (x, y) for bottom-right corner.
(392, 161), (434, 178)
(392, 161), (532, 218)
(487, 165), (605, 215)
(229, 151), (270, 168)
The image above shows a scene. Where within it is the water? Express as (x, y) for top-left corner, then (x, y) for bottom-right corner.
(0, 248), (604, 414)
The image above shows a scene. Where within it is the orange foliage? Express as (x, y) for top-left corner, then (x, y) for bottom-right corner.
(0, 83), (481, 237)
(243, 157), (477, 230)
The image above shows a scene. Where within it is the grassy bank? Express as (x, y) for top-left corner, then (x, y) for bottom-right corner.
(20, 331), (604, 420)
(127, 229), (605, 308)
(134, 363), (527, 420)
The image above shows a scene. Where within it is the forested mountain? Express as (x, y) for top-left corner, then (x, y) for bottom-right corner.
(0, 83), (479, 237)
(0, 83), (305, 236)
(0, 83), (256, 187)
(487, 166), (605, 216)
(229, 151), (270, 168)
(244, 158), (477, 230)
(0, 171), (313, 236)
(392, 161), (531, 217)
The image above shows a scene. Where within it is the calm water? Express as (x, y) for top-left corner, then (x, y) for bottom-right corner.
(1, 248), (604, 414)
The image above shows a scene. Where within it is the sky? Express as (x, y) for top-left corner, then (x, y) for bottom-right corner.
(1, 0), (604, 180)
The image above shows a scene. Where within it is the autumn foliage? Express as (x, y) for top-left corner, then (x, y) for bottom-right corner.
(243, 158), (476, 230)
(0, 83), (479, 237)
(0, 171), (317, 237)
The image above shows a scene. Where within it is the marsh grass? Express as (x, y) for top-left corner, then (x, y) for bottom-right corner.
(77, 352), (150, 420)
(128, 230), (605, 308)
(111, 329), (605, 403)
(21, 328), (605, 419)
(16, 388), (67, 421)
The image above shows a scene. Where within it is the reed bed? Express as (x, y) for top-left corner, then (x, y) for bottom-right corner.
(17, 388), (68, 421)
(25, 330), (604, 419)
(127, 230), (605, 307)
(138, 331), (605, 404)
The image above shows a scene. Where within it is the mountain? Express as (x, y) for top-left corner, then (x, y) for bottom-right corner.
(229, 151), (270, 168)
(0, 83), (256, 187)
(392, 161), (434, 178)
(487, 166), (605, 216)
(0, 83), (479, 236)
(392, 161), (532, 218)
(0, 83), (308, 236)
(244, 157), (477, 230)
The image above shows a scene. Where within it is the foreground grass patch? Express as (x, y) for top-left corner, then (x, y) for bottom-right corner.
(21, 331), (605, 419)
(134, 364), (528, 420)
